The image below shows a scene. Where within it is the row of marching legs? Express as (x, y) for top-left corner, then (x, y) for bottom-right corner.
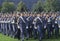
(0, 23), (18, 38)
(0, 23), (60, 41)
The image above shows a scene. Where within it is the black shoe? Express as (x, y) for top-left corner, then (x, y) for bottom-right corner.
(21, 40), (24, 41)
(39, 39), (42, 41)
(34, 37), (37, 39)
(39, 37), (42, 41)
(26, 38), (28, 40)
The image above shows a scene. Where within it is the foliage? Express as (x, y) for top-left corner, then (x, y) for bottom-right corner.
(32, 0), (44, 12)
(44, 0), (60, 12)
(2, 2), (15, 13)
(16, 1), (27, 12)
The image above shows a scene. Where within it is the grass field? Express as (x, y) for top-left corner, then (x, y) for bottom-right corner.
(0, 33), (60, 41)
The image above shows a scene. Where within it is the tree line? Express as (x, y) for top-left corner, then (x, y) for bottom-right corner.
(0, 0), (60, 13)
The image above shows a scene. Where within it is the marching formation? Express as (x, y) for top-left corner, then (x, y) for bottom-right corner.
(0, 12), (60, 41)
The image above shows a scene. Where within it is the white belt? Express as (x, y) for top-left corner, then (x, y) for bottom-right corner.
(52, 25), (54, 27)
(55, 21), (57, 23)
(34, 26), (37, 29)
(26, 26), (28, 29)
(59, 25), (60, 28)
(44, 25), (46, 29)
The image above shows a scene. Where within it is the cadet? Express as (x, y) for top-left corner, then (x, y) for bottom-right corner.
(0, 16), (2, 33)
(0, 15), (3, 34)
(42, 14), (47, 38)
(3, 15), (7, 35)
(18, 13), (26, 41)
(23, 13), (29, 40)
(11, 14), (18, 38)
(2, 16), (5, 34)
(46, 14), (52, 38)
(27, 13), (34, 38)
(33, 14), (38, 39)
(51, 13), (55, 36)
(57, 14), (60, 34)
(13, 14), (18, 38)
(5, 15), (9, 35)
(7, 15), (11, 36)
(16, 14), (21, 39)
(35, 14), (43, 41)
(55, 14), (59, 38)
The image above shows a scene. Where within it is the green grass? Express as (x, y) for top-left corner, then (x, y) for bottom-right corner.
(0, 33), (60, 41)
(0, 33), (19, 41)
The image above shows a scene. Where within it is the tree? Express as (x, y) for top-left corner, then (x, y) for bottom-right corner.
(0, 6), (2, 12)
(5, 0), (9, 2)
(32, 0), (44, 13)
(16, 1), (27, 12)
(2, 2), (16, 13)
(44, 0), (60, 12)
(53, 0), (60, 11)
